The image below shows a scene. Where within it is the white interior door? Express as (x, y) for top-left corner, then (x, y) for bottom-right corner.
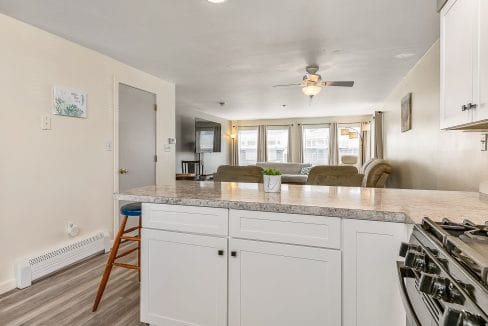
(228, 239), (342, 326)
(119, 83), (156, 192)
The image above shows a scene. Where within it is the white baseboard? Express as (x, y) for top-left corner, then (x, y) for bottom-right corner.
(0, 279), (16, 295)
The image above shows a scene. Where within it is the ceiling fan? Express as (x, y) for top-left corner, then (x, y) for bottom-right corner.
(273, 65), (354, 98)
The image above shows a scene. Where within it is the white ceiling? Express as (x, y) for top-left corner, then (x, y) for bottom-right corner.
(0, 0), (439, 120)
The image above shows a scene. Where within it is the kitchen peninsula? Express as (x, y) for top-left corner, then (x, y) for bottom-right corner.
(115, 181), (488, 326)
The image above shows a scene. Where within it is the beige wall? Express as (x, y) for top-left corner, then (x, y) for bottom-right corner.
(383, 40), (488, 191)
(176, 107), (231, 174)
(0, 14), (175, 292)
(237, 115), (371, 163)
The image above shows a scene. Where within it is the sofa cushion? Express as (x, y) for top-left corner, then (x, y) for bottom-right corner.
(256, 162), (311, 175)
(281, 174), (308, 184)
(299, 166), (312, 175)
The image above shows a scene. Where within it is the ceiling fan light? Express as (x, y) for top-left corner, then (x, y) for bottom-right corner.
(302, 85), (321, 97)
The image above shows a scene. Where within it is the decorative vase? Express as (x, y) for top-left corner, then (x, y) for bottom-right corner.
(263, 175), (281, 193)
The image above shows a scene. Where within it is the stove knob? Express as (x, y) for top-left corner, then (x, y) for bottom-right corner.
(441, 308), (486, 326)
(419, 274), (465, 304)
(399, 242), (420, 257)
(405, 250), (426, 270)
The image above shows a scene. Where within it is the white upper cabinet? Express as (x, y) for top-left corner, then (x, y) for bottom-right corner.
(475, 0), (488, 122)
(440, 0), (487, 129)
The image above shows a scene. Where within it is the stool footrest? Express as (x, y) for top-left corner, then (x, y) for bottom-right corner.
(115, 247), (138, 260)
(123, 226), (141, 234)
(120, 235), (141, 242)
(113, 262), (140, 270)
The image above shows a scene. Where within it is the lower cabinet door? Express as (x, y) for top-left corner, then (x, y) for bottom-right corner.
(342, 219), (409, 326)
(228, 239), (341, 326)
(141, 229), (228, 326)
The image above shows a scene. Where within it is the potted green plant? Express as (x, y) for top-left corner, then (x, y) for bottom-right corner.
(262, 168), (282, 193)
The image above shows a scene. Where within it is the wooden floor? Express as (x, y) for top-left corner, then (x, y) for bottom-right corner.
(0, 246), (145, 326)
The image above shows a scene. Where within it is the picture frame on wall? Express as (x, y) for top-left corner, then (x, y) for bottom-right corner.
(52, 86), (87, 118)
(401, 93), (412, 132)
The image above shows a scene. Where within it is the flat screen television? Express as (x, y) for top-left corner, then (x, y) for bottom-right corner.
(195, 118), (221, 153)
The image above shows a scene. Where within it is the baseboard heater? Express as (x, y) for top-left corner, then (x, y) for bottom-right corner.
(15, 231), (110, 289)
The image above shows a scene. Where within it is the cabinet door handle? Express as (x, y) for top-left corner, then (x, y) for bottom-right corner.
(468, 103), (477, 109)
(462, 104), (468, 111)
(231, 251), (237, 257)
(218, 250), (224, 256)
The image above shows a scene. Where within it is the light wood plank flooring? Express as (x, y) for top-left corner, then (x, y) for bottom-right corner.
(0, 246), (145, 326)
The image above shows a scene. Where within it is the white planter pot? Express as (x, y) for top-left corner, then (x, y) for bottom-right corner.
(263, 175), (282, 193)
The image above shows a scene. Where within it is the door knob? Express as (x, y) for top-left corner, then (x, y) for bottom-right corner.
(119, 168), (129, 175)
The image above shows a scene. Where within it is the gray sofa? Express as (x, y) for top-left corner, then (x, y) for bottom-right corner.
(255, 162), (311, 184)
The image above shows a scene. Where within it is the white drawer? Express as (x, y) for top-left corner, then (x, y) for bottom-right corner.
(229, 209), (341, 249)
(142, 204), (228, 236)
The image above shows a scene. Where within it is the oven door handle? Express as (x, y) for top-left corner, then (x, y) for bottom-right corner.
(397, 261), (422, 326)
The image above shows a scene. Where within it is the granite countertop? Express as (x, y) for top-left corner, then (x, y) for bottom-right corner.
(115, 181), (488, 224)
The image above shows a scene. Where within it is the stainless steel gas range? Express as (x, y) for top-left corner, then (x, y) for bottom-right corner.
(398, 217), (488, 326)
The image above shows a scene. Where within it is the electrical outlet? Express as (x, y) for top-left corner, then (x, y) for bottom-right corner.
(66, 221), (80, 237)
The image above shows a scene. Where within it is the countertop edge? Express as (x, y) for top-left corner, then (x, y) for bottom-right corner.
(114, 193), (414, 224)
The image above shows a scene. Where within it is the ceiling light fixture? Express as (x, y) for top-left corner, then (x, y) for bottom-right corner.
(207, 0), (227, 3)
(302, 85), (321, 98)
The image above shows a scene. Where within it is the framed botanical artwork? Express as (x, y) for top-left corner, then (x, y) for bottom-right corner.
(52, 86), (87, 118)
(401, 93), (412, 132)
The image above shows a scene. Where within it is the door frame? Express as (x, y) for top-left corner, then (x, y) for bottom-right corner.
(113, 76), (159, 236)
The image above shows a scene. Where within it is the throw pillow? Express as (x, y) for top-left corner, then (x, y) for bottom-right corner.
(299, 166), (312, 175)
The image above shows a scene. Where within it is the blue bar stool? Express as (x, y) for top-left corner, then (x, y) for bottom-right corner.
(92, 202), (142, 312)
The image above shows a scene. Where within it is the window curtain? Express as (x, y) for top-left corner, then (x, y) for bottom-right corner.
(230, 124), (239, 166)
(287, 124), (293, 163)
(359, 122), (370, 167)
(297, 124), (304, 163)
(328, 123), (339, 165)
(372, 111), (384, 159)
(257, 125), (267, 162)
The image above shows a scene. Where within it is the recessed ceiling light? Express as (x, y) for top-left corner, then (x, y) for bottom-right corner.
(208, 0), (227, 3)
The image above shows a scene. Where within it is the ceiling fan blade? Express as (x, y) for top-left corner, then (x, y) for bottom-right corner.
(272, 83), (303, 88)
(323, 81), (355, 87)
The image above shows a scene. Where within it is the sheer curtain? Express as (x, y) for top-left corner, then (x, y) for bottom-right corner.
(230, 124), (239, 166)
(257, 125), (267, 162)
(359, 122), (370, 166)
(328, 123), (339, 165)
(287, 124), (293, 163)
(297, 124), (304, 163)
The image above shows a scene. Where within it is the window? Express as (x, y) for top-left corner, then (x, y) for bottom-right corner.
(266, 127), (289, 163)
(303, 125), (329, 165)
(338, 125), (360, 165)
(238, 127), (258, 165)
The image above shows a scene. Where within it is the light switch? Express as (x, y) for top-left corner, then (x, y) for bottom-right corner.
(41, 115), (52, 130)
(163, 144), (171, 152)
(104, 141), (113, 151)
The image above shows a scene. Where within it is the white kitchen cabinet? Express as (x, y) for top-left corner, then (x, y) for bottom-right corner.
(475, 0), (488, 123)
(342, 219), (409, 326)
(228, 239), (341, 326)
(141, 229), (228, 326)
(440, 0), (488, 129)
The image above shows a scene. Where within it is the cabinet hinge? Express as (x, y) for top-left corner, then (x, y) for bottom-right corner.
(154, 104), (158, 111)
(154, 155), (158, 162)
